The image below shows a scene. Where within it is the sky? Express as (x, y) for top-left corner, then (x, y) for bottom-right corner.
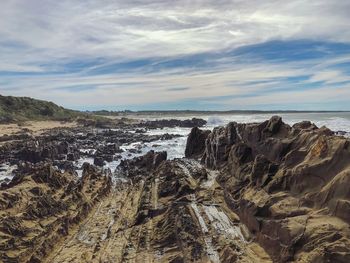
(0, 0), (350, 111)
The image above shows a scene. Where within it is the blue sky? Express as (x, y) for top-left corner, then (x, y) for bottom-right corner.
(0, 0), (350, 110)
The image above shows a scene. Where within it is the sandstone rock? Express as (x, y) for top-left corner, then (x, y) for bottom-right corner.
(201, 122), (242, 169)
(264, 115), (282, 134)
(186, 116), (350, 262)
(292, 120), (318, 131)
(0, 164), (111, 262)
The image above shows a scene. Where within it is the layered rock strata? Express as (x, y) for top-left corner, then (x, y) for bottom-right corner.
(0, 163), (112, 262)
(0, 141), (273, 263)
(186, 116), (350, 262)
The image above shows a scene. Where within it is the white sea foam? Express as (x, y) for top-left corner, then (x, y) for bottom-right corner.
(207, 116), (224, 126)
(0, 163), (17, 183)
(79, 148), (97, 155)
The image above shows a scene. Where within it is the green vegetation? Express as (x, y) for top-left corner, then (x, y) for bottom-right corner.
(0, 95), (83, 123)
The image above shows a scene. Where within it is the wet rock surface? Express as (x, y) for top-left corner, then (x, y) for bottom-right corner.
(187, 116), (350, 262)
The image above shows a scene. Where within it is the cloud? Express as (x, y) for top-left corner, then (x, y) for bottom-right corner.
(0, 0), (350, 110)
(166, 87), (190, 91)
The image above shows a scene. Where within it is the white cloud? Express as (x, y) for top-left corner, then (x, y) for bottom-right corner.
(1, 54), (349, 110)
(0, 0), (350, 109)
(1, 0), (349, 67)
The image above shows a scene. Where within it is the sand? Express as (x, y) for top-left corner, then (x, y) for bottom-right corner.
(0, 121), (78, 137)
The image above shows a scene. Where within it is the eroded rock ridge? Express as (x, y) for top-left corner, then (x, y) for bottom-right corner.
(186, 116), (350, 262)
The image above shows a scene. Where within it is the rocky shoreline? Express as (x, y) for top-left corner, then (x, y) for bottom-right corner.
(1, 116), (350, 262)
(0, 117), (206, 184)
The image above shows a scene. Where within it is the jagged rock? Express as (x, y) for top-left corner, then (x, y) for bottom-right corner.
(264, 115), (282, 134)
(0, 164), (111, 262)
(118, 150), (167, 180)
(135, 129), (146, 133)
(250, 155), (278, 188)
(153, 151), (167, 167)
(66, 152), (79, 161)
(0, 216), (28, 237)
(140, 118), (207, 129)
(94, 156), (105, 167)
(185, 127), (210, 159)
(292, 120), (318, 131)
(104, 154), (114, 162)
(201, 122), (242, 169)
(186, 116), (350, 262)
(3, 114), (350, 262)
(15, 139), (70, 164)
(54, 160), (75, 171)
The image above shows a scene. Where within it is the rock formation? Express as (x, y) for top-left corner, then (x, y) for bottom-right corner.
(186, 116), (350, 262)
(1, 115), (350, 262)
(0, 124), (183, 177)
(0, 163), (112, 262)
(185, 127), (211, 159)
(118, 150), (167, 179)
(0, 147), (273, 262)
(140, 118), (207, 129)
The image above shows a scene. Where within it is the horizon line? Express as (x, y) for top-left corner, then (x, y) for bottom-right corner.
(87, 109), (350, 114)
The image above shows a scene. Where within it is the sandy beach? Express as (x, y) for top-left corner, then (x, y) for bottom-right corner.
(0, 121), (78, 137)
